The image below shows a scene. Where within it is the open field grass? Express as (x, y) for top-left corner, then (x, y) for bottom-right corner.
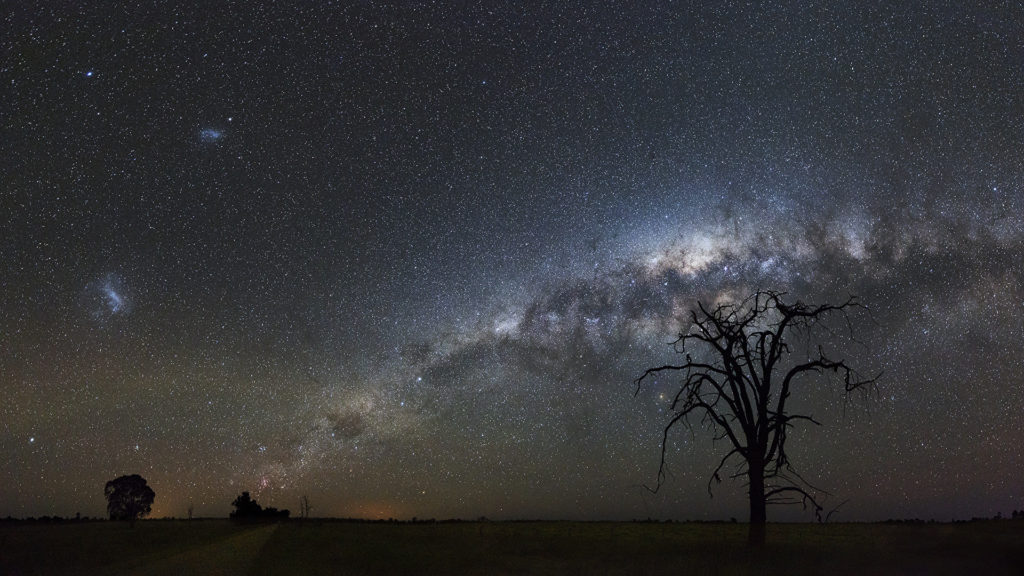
(2, 519), (1022, 575)
(0, 520), (273, 576)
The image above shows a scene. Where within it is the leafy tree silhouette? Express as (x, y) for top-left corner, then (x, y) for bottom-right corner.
(230, 491), (263, 518)
(104, 474), (155, 527)
(230, 491), (290, 521)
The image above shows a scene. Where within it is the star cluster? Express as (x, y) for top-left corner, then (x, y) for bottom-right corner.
(2, 2), (1022, 521)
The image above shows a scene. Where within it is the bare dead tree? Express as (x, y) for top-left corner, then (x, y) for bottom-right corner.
(300, 495), (312, 520)
(634, 290), (878, 547)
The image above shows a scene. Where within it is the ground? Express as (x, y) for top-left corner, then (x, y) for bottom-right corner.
(1, 520), (1021, 575)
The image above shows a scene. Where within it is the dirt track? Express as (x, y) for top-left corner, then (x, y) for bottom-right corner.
(116, 524), (278, 576)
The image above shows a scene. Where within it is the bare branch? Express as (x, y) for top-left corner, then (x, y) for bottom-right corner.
(633, 290), (877, 544)
(707, 448), (743, 498)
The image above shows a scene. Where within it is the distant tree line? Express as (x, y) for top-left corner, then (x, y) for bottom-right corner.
(23, 471), (1024, 526)
(882, 512), (1024, 524)
(9, 505), (1024, 525)
(1, 514), (99, 523)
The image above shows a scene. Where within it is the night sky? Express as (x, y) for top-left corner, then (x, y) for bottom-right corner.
(3, 2), (1023, 522)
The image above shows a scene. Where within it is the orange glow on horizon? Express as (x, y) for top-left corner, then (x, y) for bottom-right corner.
(348, 501), (405, 520)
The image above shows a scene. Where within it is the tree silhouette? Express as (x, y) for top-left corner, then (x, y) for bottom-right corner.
(230, 491), (290, 520)
(230, 491), (263, 518)
(634, 291), (877, 547)
(104, 474), (155, 527)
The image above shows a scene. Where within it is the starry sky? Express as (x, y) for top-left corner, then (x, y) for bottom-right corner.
(3, 2), (1023, 522)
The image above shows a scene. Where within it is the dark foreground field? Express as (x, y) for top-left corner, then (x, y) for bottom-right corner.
(2, 519), (1022, 575)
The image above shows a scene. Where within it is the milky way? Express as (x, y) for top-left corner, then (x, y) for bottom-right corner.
(3, 2), (1022, 521)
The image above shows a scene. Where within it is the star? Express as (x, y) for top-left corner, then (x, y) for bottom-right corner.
(3, 2), (1022, 526)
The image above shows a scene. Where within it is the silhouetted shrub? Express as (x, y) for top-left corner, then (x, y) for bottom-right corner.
(230, 491), (290, 521)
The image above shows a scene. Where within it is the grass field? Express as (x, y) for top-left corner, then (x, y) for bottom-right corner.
(2, 519), (1022, 575)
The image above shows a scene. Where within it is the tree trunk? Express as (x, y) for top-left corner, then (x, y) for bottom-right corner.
(748, 463), (766, 547)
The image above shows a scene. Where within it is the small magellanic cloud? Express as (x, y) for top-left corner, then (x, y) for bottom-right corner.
(199, 128), (224, 143)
